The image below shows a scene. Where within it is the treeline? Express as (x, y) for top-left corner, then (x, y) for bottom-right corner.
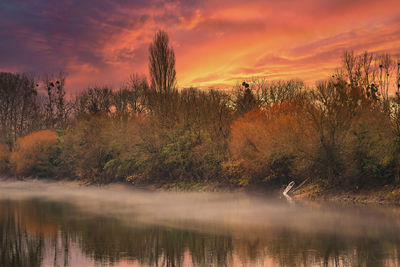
(1, 31), (400, 190)
(3, 199), (398, 267)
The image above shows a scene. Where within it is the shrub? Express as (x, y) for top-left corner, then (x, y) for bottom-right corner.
(229, 99), (316, 185)
(0, 144), (10, 173)
(343, 107), (394, 187)
(10, 130), (58, 176)
(57, 115), (121, 182)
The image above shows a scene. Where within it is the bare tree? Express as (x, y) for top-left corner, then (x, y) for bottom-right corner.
(340, 51), (399, 101)
(235, 77), (304, 107)
(397, 60), (400, 97)
(0, 72), (41, 143)
(343, 51), (358, 86)
(74, 87), (114, 116)
(148, 30), (176, 93)
(343, 50), (376, 89)
(113, 73), (148, 122)
(43, 72), (69, 128)
(378, 54), (394, 102)
(392, 59), (400, 182)
(305, 79), (367, 182)
(234, 82), (259, 116)
(359, 51), (374, 89)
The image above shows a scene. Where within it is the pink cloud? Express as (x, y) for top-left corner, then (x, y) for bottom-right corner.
(0, 0), (399, 92)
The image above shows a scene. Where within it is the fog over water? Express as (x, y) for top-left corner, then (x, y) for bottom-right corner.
(1, 179), (400, 266)
(0, 179), (396, 234)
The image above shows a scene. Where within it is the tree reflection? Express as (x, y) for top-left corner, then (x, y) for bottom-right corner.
(1, 199), (400, 267)
(0, 200), (44, 267)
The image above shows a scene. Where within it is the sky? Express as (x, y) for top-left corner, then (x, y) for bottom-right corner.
(0, 0), (399, 94)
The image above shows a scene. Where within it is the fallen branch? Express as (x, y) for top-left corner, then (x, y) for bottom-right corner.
(283, 181), (295, 197)
(293, 177), (311, 193)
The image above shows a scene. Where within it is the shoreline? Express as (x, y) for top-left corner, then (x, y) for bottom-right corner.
(2, 176), (400, 205)
(292, 183), (400, 205)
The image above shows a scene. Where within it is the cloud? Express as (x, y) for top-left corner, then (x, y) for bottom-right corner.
(0, 0), (399, 91)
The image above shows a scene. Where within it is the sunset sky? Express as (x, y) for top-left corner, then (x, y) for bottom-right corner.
(1, 0), (399, 93)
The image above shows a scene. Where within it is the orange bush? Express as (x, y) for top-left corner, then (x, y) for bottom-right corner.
(229, 100), (316, 183)
(10, 130), (58, 176)
(0, 144), (10, 173)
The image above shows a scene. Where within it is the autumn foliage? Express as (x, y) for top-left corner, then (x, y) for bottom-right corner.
(10, 130), (58, 176)
(0, 45), (399, 190)
(229, 99), (316, 185)
(0, 144), (9, 173)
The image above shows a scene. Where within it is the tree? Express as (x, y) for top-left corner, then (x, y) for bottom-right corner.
(148, 30), (176, 93)
(113, 73), (148, 120)
(391, 60), (400, 182)
(74, 87), (114, 117)
(234, 82), (259, 116)
(305, 79), (367, 182)
(0, 72), (41, 143)
(43, 72), (68, 128)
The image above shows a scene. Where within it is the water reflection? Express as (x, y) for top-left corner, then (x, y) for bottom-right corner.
(1, 198), (400, 266)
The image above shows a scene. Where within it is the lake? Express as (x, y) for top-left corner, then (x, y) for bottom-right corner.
(1, 180), (400, 267)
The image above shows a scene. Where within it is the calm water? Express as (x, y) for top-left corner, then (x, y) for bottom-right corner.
(1, 181), (400, 267)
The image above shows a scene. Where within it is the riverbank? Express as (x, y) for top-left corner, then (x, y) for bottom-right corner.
(293, 183), (400, 205)
(3, 176), (400, 205)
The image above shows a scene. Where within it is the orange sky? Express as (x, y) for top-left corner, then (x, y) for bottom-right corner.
(1, 0), (399, 93)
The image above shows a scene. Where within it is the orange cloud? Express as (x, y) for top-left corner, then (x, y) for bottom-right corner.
(0, 0), (399, 92)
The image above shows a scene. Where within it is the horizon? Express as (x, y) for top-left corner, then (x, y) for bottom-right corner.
(1, 0), (400, 94)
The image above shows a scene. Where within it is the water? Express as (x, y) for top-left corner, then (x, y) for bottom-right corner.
(1, 180), (400, 267)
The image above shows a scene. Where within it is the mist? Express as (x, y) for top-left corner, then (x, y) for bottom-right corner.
(1, 179), (398, 239)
